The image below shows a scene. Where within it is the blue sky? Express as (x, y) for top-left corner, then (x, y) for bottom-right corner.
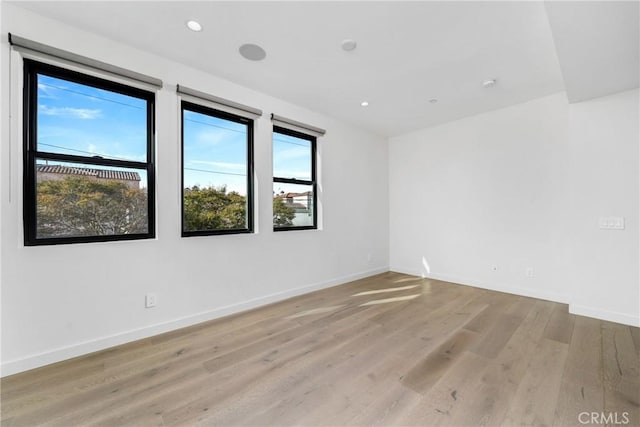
(273, 132), (311, 181)
(37, 74), (148, 162)
(37, 74), (312, 196)
(182, 110), (248, 194)
(183, 114), (313, 195)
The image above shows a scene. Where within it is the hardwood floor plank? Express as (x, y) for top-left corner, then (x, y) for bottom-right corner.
(201, 304), (372, 374)
(502, 337), (569, 426)
(70, 302), (398, 426)
(151, 291), (411, 425)
(553, 316), (604, 427)
(433, 299), (557, 426)
(602, 321), (640, 425)
(1, 274), (401, 423)
(402, 328), (480, 393)
(1, 272), (638, 427)
(462, 292), (516, 334)
(162, 317), (385, 425)
(630, 326), (640, 356)
(469, 313), (525, 359)
(0, 276), (384, 418)
(394, 351), (493, 426)
(291, 300), (489, 426)
(343, 375), (423, 427)
(188, 288), (488, 426)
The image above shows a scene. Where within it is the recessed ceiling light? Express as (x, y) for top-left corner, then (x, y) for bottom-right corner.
(186, 20), (202, 32)
(360, 101), (369, 107)
(342, 39), (357, 51)
(239, 43), (267, 61)
(428, 98), (438, 104)
(483, 79), (497, 88)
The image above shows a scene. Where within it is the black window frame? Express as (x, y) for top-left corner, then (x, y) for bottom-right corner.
(180, 100), (254, 237)
(272, 125), (317, 231)
(23, 59), (156, 246)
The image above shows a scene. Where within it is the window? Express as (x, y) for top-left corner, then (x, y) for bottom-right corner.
(273, 126), (317, 230)
(23, 59), (155, 245)
(181, 101), (254, 236)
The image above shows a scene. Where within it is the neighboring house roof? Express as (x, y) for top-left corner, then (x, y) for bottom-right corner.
(276, 191), (312, 199)
(37, 165), (141, 182)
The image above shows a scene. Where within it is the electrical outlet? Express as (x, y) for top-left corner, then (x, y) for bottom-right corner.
(525, 267), (535, 278)
(145, 293), (157, 308)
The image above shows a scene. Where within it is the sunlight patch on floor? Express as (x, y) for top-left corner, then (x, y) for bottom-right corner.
(286, 305), (345, 319)
(393, 277), (424, 283)
(359, 294), (420, 307)
(352, 284), (420, 297)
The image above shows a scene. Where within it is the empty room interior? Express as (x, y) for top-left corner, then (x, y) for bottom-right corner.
(1, 1), (639, 426)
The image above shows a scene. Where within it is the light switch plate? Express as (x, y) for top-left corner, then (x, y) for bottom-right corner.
(599, 217), (625, 230)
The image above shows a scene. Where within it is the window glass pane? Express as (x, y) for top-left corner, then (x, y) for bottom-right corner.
(273, 132), (311, 181)
(183, 108), (249, 233)
(35, 159), (148, 238)
(37, 74), (148, 162)
(273, 183), (314, 228)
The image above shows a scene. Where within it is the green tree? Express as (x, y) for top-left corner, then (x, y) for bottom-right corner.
(273, 197), (296, 226)
(37, 177), (148, 237)
(183, 185), (247, 231)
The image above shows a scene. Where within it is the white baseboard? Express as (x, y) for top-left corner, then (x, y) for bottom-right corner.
(569, 304), (640, 327)
(1, 266), (389, 377)
(389, 266), (569, 304)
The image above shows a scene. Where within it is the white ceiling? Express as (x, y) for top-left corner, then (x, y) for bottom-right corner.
(7, 1), (637, 137)
(545, 1), (639, 103)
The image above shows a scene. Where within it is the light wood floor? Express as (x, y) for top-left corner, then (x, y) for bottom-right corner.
(1, 272), (639, 426)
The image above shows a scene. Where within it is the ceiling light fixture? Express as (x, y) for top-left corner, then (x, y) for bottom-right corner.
(186, 20), (202, 32)
(360, 101), (369, 107)
(239, 43), (267, 61)
(482, 79), (497, 88)
(342, 39), (357, 51)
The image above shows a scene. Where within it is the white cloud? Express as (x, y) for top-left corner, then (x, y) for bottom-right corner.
(39, 105), (101, 119)
(37, 83), (58, 99)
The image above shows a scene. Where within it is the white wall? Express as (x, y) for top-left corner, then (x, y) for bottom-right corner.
(389, 90), (639, 326)
(0, 4), (389, 376)
(390, 93), (571, 303)
(566, 89), (639, 325)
